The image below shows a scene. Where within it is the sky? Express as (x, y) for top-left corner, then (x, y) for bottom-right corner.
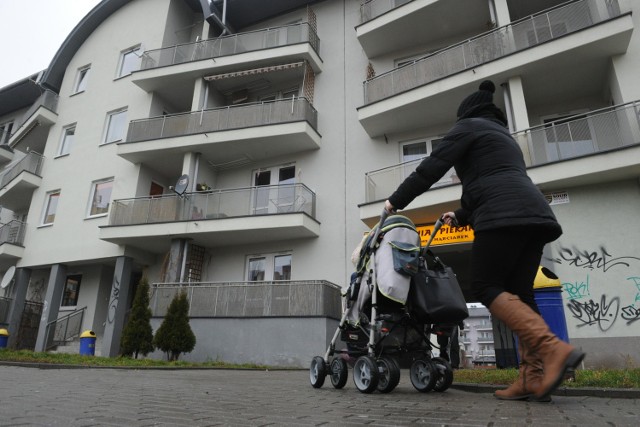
(0, 0), (102, 89)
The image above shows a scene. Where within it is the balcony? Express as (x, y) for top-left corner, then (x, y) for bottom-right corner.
(119, 98), (320, 174)
(358, 0), (633, 137)
(360, 100), (640, 224)
(0, 145), (13, 167)
(0, 152), (44, 212)
(8, 90), (58, 154)
(99, 184), (320, 253)
(132, 23), (322, 98)
(357, 0), (490, 58)
(150, 280), (341, 318)
(0, 220), (26, 269)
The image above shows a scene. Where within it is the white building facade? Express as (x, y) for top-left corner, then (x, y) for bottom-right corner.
(1, 0), (639, 368)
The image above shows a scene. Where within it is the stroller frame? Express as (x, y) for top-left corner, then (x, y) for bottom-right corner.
(310, 209), (456, 394)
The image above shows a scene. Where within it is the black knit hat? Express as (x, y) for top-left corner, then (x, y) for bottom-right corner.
(457, 80), (496, 118)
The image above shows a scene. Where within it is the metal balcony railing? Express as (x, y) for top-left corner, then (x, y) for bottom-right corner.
(513, 100), (640, 166)
(44, 307), (86, 350)
(140, 22), (320, 70)
(150, 280), (342, 318)
(364, 100), (640, 202)
(10, 89), (59, 139)
(360, 0), (412, 23)
(0, 151), (44, 189)
(108, 183), (316, 226)
(0, 296), (12, 325)
(364, 0), (622, 104)
(0, 220), (26, 246)
(126, 97), (317, 143)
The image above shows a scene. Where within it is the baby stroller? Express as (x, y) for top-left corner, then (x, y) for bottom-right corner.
(310, 209), (467, 393)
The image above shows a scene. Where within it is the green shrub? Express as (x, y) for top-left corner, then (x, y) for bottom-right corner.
(153, 291), (196, 361)
(119, 277), (154, 359)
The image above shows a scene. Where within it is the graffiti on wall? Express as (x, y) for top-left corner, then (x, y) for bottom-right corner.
(548, 244), (640, 334)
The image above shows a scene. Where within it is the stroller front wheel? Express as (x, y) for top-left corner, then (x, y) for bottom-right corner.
(376, 356), (401, 393)
(432, 357), (454, 392)
(410, 358), (437, 392)
(353, 356), (379, 393)
(310, 356), (327, 388)
(330, 357), (349, 389)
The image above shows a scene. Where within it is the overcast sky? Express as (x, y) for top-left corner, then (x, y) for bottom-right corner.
(0, 0), (102, 89)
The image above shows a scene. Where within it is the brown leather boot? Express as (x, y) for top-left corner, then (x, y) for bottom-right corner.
(494, 343), (531, 400)
(489, 292), (585, 400)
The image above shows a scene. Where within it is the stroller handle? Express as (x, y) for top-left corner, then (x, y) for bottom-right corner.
(423, 216), (444, 252)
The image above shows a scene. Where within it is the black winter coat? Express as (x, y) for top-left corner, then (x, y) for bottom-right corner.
(388, 115), (562, 239)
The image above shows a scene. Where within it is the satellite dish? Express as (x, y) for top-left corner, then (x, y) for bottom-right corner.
(1, 266), (15, 289)
(174, 174), (189, 195)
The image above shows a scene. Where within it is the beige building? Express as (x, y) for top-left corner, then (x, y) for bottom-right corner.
(1, 0), (639, 368)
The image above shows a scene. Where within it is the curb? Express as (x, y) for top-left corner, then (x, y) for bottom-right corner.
(451, 382), (640, 399)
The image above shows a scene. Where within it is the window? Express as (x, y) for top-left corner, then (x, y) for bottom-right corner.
(73, 66), (90, 93)
(88, 179), (114, 217)
(400, 138), (459, 185)
(0, 121), (13, 145)
(42, 191), (60, 225)
(58, 125), (76, 156)
(252, 165), (296, 214)
(118, 46), (142, 77)
(103, 109), (127, 144)
(246, 253), (292, 281)
(61, 275), (82, 307)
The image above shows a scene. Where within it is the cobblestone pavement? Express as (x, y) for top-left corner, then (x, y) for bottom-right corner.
(0, 366), (638, 426)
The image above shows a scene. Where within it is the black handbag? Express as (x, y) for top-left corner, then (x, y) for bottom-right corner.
(409, 250), (469, 324)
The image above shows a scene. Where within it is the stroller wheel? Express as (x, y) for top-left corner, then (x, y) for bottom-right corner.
(353, 356), (379, 393)
(432, 357), (454, 392)
(376, 356), (401, 393)
(310, 356), (327, 388)
(410, 358), (437, 392)
(330, 358), (349, 389)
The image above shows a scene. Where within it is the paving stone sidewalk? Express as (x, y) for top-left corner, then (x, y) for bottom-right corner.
(0, 366), (638, 426)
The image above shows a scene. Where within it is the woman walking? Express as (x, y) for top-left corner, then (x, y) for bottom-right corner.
(385, 80), (585, 401)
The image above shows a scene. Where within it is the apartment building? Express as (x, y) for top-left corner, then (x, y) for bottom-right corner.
(1, 0), (639, 368)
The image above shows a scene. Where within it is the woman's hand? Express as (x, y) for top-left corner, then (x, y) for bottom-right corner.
(442, 211), (459, 227)
(384, 200), (396, 214)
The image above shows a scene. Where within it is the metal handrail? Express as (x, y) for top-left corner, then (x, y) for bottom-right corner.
(44, 306), (86, 350)
(0, 151), (44, 189)
(139, 22), (320, 71)
(363, 0), (622, 104)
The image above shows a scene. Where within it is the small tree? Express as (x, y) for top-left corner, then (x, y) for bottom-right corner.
(153, 291), (196, 361)
(120, 277), (154, 359)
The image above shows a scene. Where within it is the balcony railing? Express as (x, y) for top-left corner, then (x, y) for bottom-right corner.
(0, 296), (11, 326)
(360, 0), (412, 24)
(126, 97), (317, 143)
(150, 280), (342, 318)
(108, 183), (316, 226)
(0, 220), (26, 246)
(140, 22), (320, 71)
(0, 151), (44, 189)
(10, 89), (59, 139)
(514, 100), (640, 166)
(364, 0), (622, 104)
(364, 100), (640, 202)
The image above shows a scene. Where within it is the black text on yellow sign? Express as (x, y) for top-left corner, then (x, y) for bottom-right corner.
(416, 224), (475, 246)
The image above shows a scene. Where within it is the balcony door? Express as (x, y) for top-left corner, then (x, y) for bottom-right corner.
(252, 165), (296, 214)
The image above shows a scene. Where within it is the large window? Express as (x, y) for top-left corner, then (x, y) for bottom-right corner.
(73, 65), (90, 94)
(400, 138), (459, 184)
(246, 253), (292, 281)
(103, 108), (127, 144)
(118, 46), (142, 77)
(61, 275), (82, 307)
(58, 125), (76, 156)
(88, 179), (114, 217)
(42, 191), (61, 225)
(0, 121), (13, 145)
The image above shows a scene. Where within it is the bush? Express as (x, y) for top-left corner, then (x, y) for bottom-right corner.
(153, 291), (196, 361)
(119, 277), (154, 359)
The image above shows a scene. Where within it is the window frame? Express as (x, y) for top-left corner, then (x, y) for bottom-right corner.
(245, 252), (293, 281)
(58, 124), (76, 157)
(117, 45), (142, 78)
(87, 178), (114, 218)
(102, 108), (128, 144)
(41, 190), (61, 226)
(61, 274), (82, 308)
(73, 65), (91, 94)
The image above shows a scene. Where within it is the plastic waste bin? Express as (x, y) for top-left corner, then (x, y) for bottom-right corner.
(534, 266), (570, 343)
(79, 330), (96, 356)
(0, 328), (8, 348)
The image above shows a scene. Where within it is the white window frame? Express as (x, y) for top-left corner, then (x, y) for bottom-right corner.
(58, 124), (76, 156)
(73, 65), (90, 94)
(400, 137), (459, 184)
(103, 108), (128, 144)
(245, 252), (293, 281)
(117, 45), (142, 78)
(87, 178), (114, 218)
(41, 190), (61, 226)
